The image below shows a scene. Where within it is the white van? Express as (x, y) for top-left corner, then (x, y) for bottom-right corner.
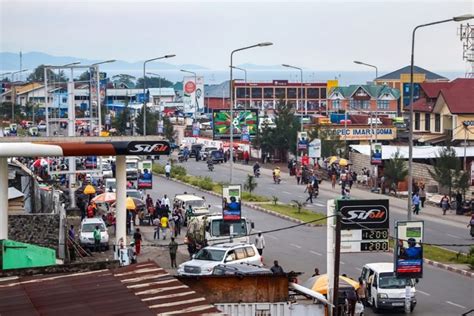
(360, 262), (417, 312)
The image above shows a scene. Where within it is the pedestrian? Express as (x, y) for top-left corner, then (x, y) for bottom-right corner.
(165, 162), (171, 179)
(456, 191), (463, 213)
(93, 225), (101, 252)
(169, 237), (178, 268)
(133, 228), (142, 255)
(243, 150), (250, 165)
(160, 215), (168, 240)
(173, 211), (181, 236)
(296, 167), (302, 185)
(467, 214), (474, 237)
(419, 185), (426, 208)
(254, 232), (265, 256)
(161, 194), (170, 209)
(312, 268), (320, 277)
(356, 277), (366, 306)
(305, 183), (314, 204)
(87, 203), (94, 218)
(331, 173), (337, 189)
(345, 288), (358, 316)
(270, 260), (284, 275)
(440, 194), (450, 215)
(186, 234), (196, 259)
(412, 192), (420, 215)
(168, 214), (175, 238)
(68, 225), (75, 241)
(146, 194), (153, 209)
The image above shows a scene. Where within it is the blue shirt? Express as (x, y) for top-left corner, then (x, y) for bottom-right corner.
(412, 195), (420, 205)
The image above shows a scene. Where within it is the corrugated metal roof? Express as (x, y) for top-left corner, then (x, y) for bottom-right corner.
(0, 261), (222, 316)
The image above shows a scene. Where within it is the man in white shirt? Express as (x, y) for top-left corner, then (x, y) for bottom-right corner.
(254, 232), (265, 256)
(164, 162), (171, 179)
(161, 194), (170, 209)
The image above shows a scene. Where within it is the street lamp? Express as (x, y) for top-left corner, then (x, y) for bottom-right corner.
(229, 42), (273, 183)
(353, 60), (379, 191)
(282, 63), (304, 164)
(91, 60), (116, 134)
(143, 54), (175, 136)
(180, 69), (198, 122)
(407, 14), (474, 220)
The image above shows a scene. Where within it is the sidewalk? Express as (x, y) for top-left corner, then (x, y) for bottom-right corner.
(232, 162), (469, 227)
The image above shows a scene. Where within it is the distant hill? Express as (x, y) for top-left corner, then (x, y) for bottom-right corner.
(0, 51), (208, 72)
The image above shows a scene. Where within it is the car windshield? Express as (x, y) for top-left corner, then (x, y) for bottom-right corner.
(106, 181), (116, 189)
(102, 164), (111, 170)
(186, 199), (206, 208)
(127, 191), (141, 199)
(211, 219), (248, 237)
(379, 273), (412, 289)
(126, 162), (137, 169)
(194, 249), (226, 261)
(82, 223), (106, 232)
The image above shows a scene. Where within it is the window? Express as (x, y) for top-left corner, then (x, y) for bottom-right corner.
(424, 113), (431, 131)
(307, 88), (319, 99)
(332, 100), (341, 110)
(251, 88), (262, 99)
(435, 114), (441, 132)
(234, 248), (246, 260)
(236, 88), (247, 98)
(414, 112), (420, 130)
(275, 88), (286, 99)
(263, 88), (273, 98)
(245, 247), (256, 257)
(377, 100), (389, 110)
(350, 99), (369, 110)
(298, 88), (306, 99)
(287, 88), (297, 99)
(321, 88), (327, 99)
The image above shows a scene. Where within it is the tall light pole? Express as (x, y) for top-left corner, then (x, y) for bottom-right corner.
(229, 42), (273, 183)
(143, 54), (175, 136)
(282, 64), (303, 163)
(354, 60), (379, 191)
(91, 60), (115, 135)
(180, 69), (198, 123)
(10, 69), (28, 122)
(407, 14), (473, 220)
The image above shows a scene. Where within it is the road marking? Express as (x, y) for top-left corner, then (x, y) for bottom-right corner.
(340, 261), (345, 265)
(267, 235), (278, 240)
(212, 204), (222, 209)
(298, 195), (305, 198)
(355, 268), (362, 272)
(446, 301), (466, 309)
(310, 250), (322, 256)
(283, 191), (291, 194)
(290, 243), (302, 249)
(314, 202), (325, 207)
(446, 233), (461, 239)
(416, 290), (431, 296)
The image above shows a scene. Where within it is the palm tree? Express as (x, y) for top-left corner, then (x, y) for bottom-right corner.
(383, 150), (408, 196)
(244, 174), (257, 196)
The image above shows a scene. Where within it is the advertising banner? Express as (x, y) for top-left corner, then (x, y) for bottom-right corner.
(212, 109), (258, 140)
(137, 160), (153, 189)
(89, 67), (98, 112)
(297, 132), (309, 151)
(371, 142), (382, 165)
(157, 120), (163, 134)
(183, 76), (204, 114)
(308, 138), (321, 158)
(192, 122), (200, 137)
(395, 221), (423, 279)
(222, 185), (242, 221)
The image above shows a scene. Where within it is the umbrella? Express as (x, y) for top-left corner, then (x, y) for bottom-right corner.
(337, 158), (351, 166)
(302, 274), (360, 295)
(326, 156), (338, 165)
(83, 184), (96, 195)
(92, 192), (116, 203)
(126, 197), (145, 210)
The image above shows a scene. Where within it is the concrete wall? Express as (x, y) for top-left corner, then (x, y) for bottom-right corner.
(8, 214), (60, 256)
(0, 260), (120, 277)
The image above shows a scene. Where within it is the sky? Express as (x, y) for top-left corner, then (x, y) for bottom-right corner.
(1, 0), (473, 72)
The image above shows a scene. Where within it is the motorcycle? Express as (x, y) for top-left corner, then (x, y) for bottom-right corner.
(207, 162), (214, 171)
(254, 168), (260, 178)
(273, 174), (281, 184)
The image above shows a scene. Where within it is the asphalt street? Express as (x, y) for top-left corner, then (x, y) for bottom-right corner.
(146, 172), (474, 316)
(167, 158), (473, 253)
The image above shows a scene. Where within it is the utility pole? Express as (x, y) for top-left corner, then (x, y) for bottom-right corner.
(333, 208), (342, 316)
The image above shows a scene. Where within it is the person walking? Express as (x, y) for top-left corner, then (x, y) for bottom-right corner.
(160, 215), (168, 240)
(68, 225), (75, 241)
(161, 194), (170, 209)
(93, 225), (101, 252)
(270, 260), (284, 275)
(312, 268), (320, 277)
(168, 237), (178, 268)
(254, 232), (265, 256)
(295, 167), (302, 185)
(419, 185), (426, 208)
(165, 162), (171, 179)
(356, 277), (366, 306)
(331, 172), (337, 189)
(133, 228), (142, 255)
(440, 194), (450, 215)
(412, 192), (421, 215)
(305, 183), (314, 204)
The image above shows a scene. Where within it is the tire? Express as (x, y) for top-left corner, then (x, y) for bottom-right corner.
(410, 304), (415, 312)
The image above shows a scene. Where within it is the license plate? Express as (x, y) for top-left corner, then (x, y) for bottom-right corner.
(392, 302), (404, 306)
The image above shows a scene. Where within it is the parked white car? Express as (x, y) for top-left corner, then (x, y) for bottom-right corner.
(177, 243), (262, 276)
(79, 217), (109, 250)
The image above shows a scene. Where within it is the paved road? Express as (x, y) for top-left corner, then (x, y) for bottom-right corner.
(165, 158), (473, 253)
(146, 174), (474, 316)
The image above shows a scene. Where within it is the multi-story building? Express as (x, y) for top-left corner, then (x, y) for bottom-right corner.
(327, 84), (400, 117)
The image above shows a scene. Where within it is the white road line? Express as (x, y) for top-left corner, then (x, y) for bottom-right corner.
(283, 191), (291, 194)
(267, 235), (278, 240)
(340, 261), (345, 265)
(290, 243), (302, 249)
(314, 202), (325, 207)
(298, 195), (305, 198)
(310, 250), (323, 256)
(446, 301), (466, 309)
(446, 233), (461, 239)
(355, 268), (362, 272)
(416, 290), (431, 296)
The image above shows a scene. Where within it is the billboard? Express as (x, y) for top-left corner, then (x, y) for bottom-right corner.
(308, 139), (321, 158)
(183, 76), (204, 114)
(297, 132), (309, 151)
(137, 160), (153, 189)
(395, 221), (423, 279)
(222, 185), (241, 221)
(371, 142), (382, 165)
(212, 109), (258, 140)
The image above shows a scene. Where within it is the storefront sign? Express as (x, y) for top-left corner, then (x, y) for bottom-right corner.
(327, 127), (397, 140)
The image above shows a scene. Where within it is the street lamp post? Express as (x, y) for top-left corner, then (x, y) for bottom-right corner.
(180, 69), (198, 123)
(143, 54), (175, 136)
(282, 64), (303, 164)
(229, 42), (273, 183)
(407, 14), (473, 220)
(353, 60), (379, 191)
(92, 60), (115, 135)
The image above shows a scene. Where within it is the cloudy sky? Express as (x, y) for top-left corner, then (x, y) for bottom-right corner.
(1, 0), (473, 71)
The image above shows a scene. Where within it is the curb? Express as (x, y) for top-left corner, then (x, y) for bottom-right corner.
(424, 259), (474, 278)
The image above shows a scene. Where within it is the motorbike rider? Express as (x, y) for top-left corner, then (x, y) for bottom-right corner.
(253, 162), (261, 177)
(273, 166), (281, 183)
(207, 156), (214, 171)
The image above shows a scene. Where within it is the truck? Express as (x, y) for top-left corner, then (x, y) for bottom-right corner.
(187, 213), (255, 245)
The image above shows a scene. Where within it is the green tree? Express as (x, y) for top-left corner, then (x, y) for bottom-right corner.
(76, 70), (91, 82)
(428, 147), (463, 196)
(454, 171), (470, 198)
(244, 174), (258, 196)
(113, 101), (131, 135)
(383, 150), (409, 196)
(308, 126), (346, 158)
(162, 116), (176, 141)
(112, 74), (136, 88)
(136, 106), (159, 136)
(27, 65), (67, 82)
(135, 76), (174, 89)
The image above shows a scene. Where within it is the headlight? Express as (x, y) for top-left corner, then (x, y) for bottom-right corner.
(206, 267), (213, 272)
(378, 293), (388, 299)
